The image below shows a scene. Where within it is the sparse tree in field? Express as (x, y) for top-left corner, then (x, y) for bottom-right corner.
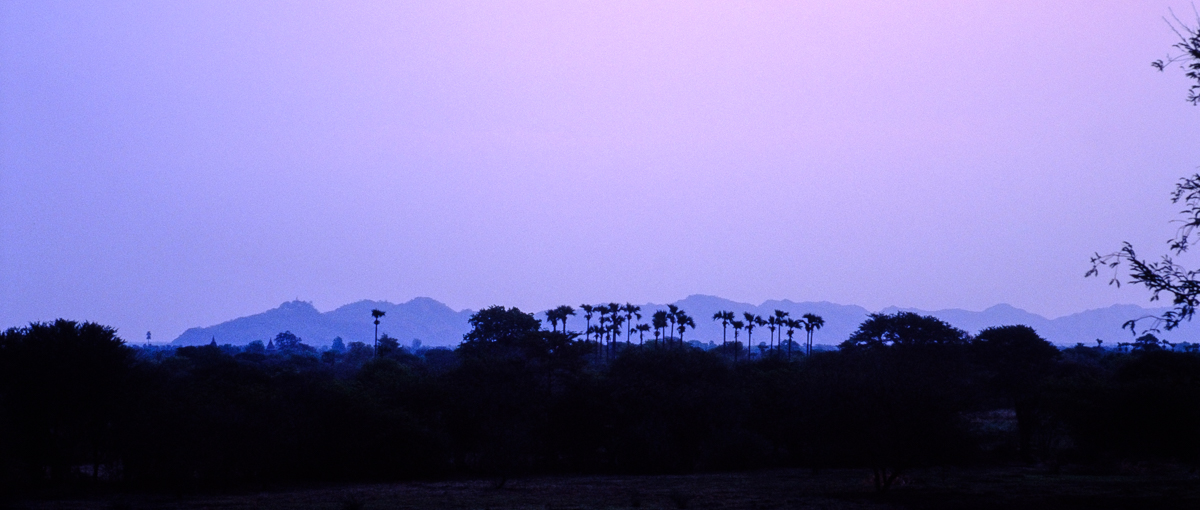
(371, 308), (386, 355)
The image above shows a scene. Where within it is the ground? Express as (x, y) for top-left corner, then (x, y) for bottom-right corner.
(15, 466), (1200, 510)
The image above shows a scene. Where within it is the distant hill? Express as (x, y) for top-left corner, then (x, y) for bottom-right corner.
(171, 298), (474, 347)
(171, 295), (1200, 347)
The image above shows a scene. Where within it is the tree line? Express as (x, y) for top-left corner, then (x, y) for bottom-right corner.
(3, 308), (1200, 497)
(542, 304), (825, 362)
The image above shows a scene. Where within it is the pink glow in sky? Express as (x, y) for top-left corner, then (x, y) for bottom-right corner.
(4, 1), (1200, 340)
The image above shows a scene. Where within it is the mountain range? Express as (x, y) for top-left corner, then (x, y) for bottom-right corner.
(171, 295), (1200, 347)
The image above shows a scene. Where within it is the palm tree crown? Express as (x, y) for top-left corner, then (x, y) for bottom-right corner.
(371, 308), (386, 356)
(713, 310), (734, 347)
(802, 313), (825, 357)
(622, 303), (642, 343)
(652, 310), (668, 344)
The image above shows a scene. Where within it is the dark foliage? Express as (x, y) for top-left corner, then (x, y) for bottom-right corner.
(839, 312), (969, 350)
(4, 312), (1200, 498)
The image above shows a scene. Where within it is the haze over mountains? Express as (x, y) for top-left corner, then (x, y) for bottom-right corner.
(171, 295), (1200, 348)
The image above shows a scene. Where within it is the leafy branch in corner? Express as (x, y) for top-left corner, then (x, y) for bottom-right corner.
(1088, 176), (1200, 333)
(1152, 8), (1200, 104)
(1090, 9), (1200, 334)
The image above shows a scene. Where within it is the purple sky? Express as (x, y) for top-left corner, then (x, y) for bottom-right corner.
(4, 1), (1200, 341)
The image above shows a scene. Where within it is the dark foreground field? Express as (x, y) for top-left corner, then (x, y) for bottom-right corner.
(16, 466), (1200, 510)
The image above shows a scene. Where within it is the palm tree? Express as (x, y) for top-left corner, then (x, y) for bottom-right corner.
(598, 312), (611, 359)
(605, 303), (622, 356)
(622, 303), (642, 344)
(652, 310), (668, 345)
(580, 304), (597, 342)
(712, 310), (734, 348)
(731, 319), (745, 361)
(743, 312), (759, 358)
(773, 310), (790, 353)
(802, 313), (824, 357)
(636, 323), (650, 345)
(766, 316), (778, 353)
(784, 319), (798, 359)
(610, 311), (625, 357)
(554, 305), (576, 334)
(371, 308), (386, 355)
(676, 313), (695, 345)
(545, 309), (561, 333)
(667, 304), (680, 347)
(588, 324), (605, 353)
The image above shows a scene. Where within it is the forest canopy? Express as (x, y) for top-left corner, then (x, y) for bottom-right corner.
(3, 310), (1200, 496)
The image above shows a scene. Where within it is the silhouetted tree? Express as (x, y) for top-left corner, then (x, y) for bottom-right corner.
(652, 310), (668, 345)
(372, 308), (386, 355)
(274, 331), (303, 350)
(551, 305), (576, 334)
(743, 313), (759, 358)
(802, 313), (825, 357)
(667, 305), (680, 347)
(713, 310), (734, 349)
(784, 319), (798, 359)
(839, 312), (968, 351)
(462, 306), (541, 346)
(622, 303), (642, 344)
(1134, 333), (1163, 351)
(580, 304), (597, 342)
(675, 312), (695, 344)
(0, 320), (134, 490)
(772, 310), (789, 353)
(731, 319), (745, 362)
(377, 334), (400, 357)
(971, 325), (1060, 459)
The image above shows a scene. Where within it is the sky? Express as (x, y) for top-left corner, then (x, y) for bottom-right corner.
(4, 1), (1200, 342)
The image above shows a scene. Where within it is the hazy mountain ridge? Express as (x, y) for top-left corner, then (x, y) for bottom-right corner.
(172, 295), (1198, 347)
(172, 298), (475, 347)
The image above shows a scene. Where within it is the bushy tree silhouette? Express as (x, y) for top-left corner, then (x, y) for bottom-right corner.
(839, 312), (969, 351)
